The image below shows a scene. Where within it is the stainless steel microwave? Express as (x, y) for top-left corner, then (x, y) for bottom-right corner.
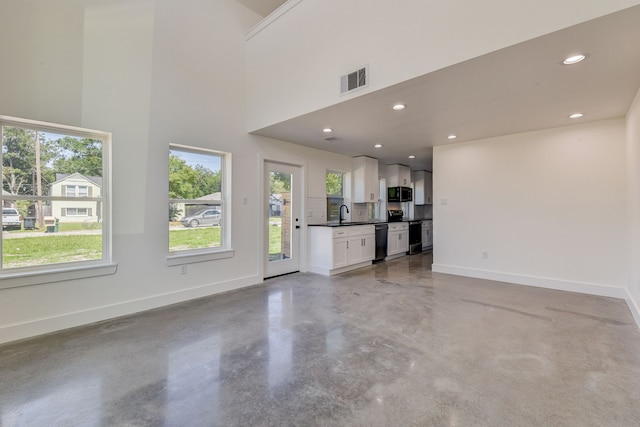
(388, 186), (412, 202)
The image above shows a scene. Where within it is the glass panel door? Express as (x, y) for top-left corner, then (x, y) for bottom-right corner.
(265, 162), (300, 278)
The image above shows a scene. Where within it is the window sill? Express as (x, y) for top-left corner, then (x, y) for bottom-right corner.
(0, 263), (118, 290)
(166, 248), (235, 266)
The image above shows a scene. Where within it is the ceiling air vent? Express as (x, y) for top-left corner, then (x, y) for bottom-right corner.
(324, 136), (341, 142)
(340, 66), (368, 95)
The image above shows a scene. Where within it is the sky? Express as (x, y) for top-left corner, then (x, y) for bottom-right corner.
(170, 148), (221, 173)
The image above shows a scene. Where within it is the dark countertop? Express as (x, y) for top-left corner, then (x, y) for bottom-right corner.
(309, 219), (432, 227)
(308, 220), (388, 227)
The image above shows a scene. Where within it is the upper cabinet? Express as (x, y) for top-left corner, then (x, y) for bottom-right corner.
(412, 170), (433, 205)
(386, 164), (411, 187)
(352, 156), (379, 203)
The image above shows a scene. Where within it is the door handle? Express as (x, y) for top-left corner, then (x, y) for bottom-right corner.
(296, 225), (300, 229)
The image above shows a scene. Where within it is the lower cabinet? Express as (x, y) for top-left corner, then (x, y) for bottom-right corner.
(387, 222), (409, 258)
(422, 220), (433, 249)
(309, 225), (376, 275)
(333, 234), (375, 268)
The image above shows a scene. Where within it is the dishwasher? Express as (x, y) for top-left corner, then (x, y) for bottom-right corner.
(374, 223), (388, 262)
(408, 219), (423, 255)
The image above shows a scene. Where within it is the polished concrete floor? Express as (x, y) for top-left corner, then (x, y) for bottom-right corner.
(1, 252), (640, 426)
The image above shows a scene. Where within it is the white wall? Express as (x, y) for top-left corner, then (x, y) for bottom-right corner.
(0, 0), (353, 344)
(433, 119), (628, 297)
(246, 0), (640, 131)
(627, 89), (640, 323)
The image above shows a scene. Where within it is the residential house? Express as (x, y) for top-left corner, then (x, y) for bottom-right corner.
(269, 193), (282, 217)
(49, 173), (102, 223)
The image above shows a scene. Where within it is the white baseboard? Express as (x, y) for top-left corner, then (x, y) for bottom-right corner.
(625, 291), (640, 329)
(308, 260), (372, 276)
(431, 264), (628, 299)
(0, 274), (262, 345)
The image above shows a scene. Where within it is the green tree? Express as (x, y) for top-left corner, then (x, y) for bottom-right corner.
(169, 154), (221, 199)
(269, 172), (291, 194)
(2, 126), (36, 195)
(52, 136), (103, 177)
(193, 164), (221, 196)
(2, 126), (55, 195)
(326, 172), (343, 196)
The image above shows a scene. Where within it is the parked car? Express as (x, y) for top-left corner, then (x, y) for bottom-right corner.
(2, 208), (22, 231)
(181, 209), (221, 227)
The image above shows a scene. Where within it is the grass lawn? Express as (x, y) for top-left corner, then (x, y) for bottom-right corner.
(3, 221), (281, 267)
(169, 226), (221, 251)
(269, 217), (283, 256)
(3, 234), (102, 268)
(58, 222), (102, 231)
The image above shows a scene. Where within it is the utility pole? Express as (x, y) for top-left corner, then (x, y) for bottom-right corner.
(35, 131), (44, 230)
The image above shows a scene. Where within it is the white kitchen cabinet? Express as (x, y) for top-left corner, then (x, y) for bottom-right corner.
(347, 234), (375, 264)
(332, 238), (349, 269)
(352, 156), (379, 203)
(309, 224), (375, 275)
(387, 222), (409, 258)
(412, 170), (433, 205)
(332, 234), (374, 267)
(386, 164), (411, 187)
(422, 220), (433, 249)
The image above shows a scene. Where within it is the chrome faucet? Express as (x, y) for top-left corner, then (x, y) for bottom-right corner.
(339, 204), (349, 223)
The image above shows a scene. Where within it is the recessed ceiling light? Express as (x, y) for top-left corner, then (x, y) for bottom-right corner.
(563, 54), (586, 65)
(322, 128), (333, 133)
(392, 104), (406, 111)
(569, 113), (584, 119)
(447, 134), (457, 140)
(408, 155), (416, 159)
(374, 144), (383, 148)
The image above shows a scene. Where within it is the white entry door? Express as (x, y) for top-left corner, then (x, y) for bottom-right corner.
(265, 162), (301, 278)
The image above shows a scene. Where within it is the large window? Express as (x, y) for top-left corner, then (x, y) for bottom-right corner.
(326, 171), (344, 222)
(168, 145), (229, 254)
(0, 115), (110, 277)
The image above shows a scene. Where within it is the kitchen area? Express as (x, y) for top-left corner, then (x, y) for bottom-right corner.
(308, 156), (433, 276)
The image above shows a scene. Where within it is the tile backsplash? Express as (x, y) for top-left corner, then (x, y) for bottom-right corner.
(414, 204), (433, 219)
(306, 197), (327, 224)
(351, 203), (374, 222)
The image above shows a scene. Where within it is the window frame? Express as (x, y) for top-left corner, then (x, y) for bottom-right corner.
(166, 144), (234, 266)
(65, 185), (89, 198)
(63, 207), (90, 217)
(0, 115), (115, 289)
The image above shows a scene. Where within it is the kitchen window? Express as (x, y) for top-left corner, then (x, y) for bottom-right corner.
(167, 144), (233, 264)
(0, 115), (114, 288)
(326, 170), (344, 222)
